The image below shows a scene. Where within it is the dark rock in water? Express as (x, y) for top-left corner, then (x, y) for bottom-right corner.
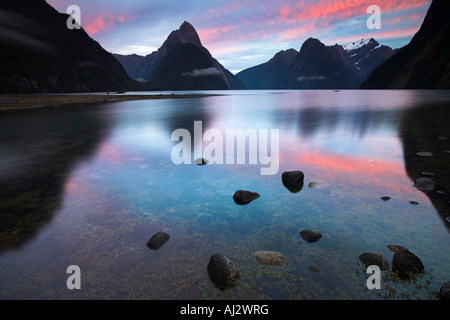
(392, 250), (424, 278)
(386, 245), (409, 253)
(282, 171), (304, 193)
(414, 178), (436, 192)
(232, 190), (260, 205)
(308, 266), (320, 273)
(380, 196), (391, 201)
(439, 281), (450, 300)
(409, 201), (419, 205)
(300, 229), (322, 242)
(254, 250), (285, 266)
(359, 252), (389, 270)
(194, 158), (209, 165)
(146, 232), (170, 250)
(207, 253), (239, 289)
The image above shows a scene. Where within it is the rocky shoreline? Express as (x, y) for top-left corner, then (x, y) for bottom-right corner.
(0, 93), (217, 111)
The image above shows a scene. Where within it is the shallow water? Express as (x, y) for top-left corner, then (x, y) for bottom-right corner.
(0, 90), (449, 299)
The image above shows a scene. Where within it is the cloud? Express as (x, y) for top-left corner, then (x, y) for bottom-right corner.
(181, 67), (222, 77)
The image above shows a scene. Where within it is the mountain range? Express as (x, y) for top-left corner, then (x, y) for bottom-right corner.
(113, 21), (246, 90)
(236, 37), (398, 90)
(0, 0), (448, 92)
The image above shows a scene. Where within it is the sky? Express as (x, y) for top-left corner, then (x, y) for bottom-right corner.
(47, 0), (432, 74)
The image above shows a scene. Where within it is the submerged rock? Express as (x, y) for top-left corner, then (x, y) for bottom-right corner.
(380, 196), (391, 201)
(414, 178), (436, 192)
(300, 229), (322, 242)
(392, 250), (424, 278)
(308, 266), (320, 273)
(207, 253), (239, 289)
(439, 281), (450, 300)
(386, 245), (409, 253)
(409, 201), (419, 205)
(232, 190), (260, 205)
(282, 171), (304, 193)
(254, 250), (285, 266)
(146, 231), (170, 250)
(359, 252), (389, 270)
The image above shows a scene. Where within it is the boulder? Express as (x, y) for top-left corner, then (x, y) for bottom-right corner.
(232, 190), (260, 205)
(300, 229), (322, 242)
(282, 171), (304, 193)
(439, 281), (450, 300)
(207, 253), (239, 289)
(392, 250), (424, 278)
(359, 252), (389, 270)
(146, 232), (170, 250)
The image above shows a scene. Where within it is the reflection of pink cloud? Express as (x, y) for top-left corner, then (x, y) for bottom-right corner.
(284, 147), (419, 197)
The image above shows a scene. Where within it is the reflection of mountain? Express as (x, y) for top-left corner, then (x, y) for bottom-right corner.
(0, 105), (112, 251)
(399, 102), (450, 230)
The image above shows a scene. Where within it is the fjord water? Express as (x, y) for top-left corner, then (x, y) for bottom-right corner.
(0, 90), (449, 299)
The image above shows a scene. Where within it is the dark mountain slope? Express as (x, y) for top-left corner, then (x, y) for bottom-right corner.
(0, 0), (139, 93)
(360, 0), (450, 89)
(236, 49), (298, 89)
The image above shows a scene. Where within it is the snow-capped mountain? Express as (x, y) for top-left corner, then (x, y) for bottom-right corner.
(342, 38), (372, 51)
(343, 38), (398, 84)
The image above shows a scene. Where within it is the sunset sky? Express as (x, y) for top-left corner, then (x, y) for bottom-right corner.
(47, 0), (431, 73)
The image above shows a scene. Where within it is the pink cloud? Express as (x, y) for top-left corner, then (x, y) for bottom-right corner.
(83, 13), (138, 35)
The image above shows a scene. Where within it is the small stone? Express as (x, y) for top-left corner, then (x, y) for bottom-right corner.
(232, 190), (260, 205)
(387, 244), (409, 253)
(380, 196), (390, 201)
(146, 232), (170, 250)
(300, 229), (322, 242)
(194, 158), (209, 165)
(392, 250), (424, 278)
(414, 178), (436, 192)
(440, 281), (450, 300)
(254, 250), (285, 266)
(308, 266), (320, 273)
(308, 182), (317, 189)
(416, 152), (433, 157)
(207, 253), (239, 289)
(409, 201), (419, 205)
(359, 252), (389, 270)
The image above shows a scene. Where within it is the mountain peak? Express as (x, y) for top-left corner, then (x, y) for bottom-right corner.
(175, 21), (202, 47)
(303, 38), (324, 47)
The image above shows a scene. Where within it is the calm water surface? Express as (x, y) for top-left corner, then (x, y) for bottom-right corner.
(0, 90), (449, 299)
